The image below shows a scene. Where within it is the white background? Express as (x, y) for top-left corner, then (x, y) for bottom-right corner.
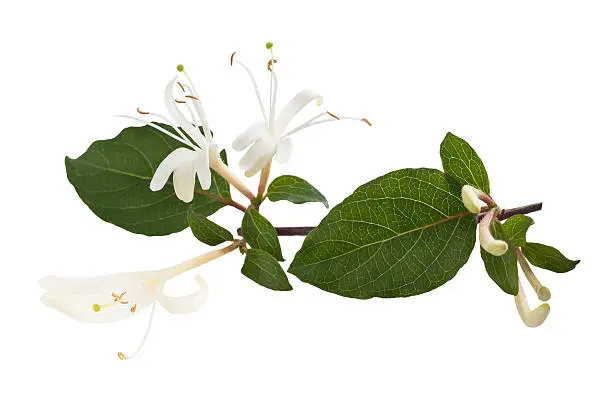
(2, 1), (610, 406)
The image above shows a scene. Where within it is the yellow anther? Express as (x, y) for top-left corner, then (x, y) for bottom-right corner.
(131, 304), (137, 313)
(118, 352), (127, 360)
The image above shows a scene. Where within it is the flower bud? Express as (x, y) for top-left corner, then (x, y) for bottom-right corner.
(479, 210), (508, 256)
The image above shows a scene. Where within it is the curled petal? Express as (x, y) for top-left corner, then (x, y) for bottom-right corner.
(479, 210), (508, 256)
(233, 122), (267, 151)
(515, 282), (550, 328)
(158, 275), (209, 315)
(150, 148), (197, 192)
(173, 160), (197, 202)
(273, 89), (322, 136)
(275, 137), (293, 164)
(461, 185), (484, 213)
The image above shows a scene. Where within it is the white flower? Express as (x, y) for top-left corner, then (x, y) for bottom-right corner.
(231, 46), (371, 177)
(514, 280), (550, 328)
(479, 210), (509, 256)
(118, 68), (250, 202)
(461, 185), (495, 214)
(40, 243), (236, 360)
(514, 247), (551, 327)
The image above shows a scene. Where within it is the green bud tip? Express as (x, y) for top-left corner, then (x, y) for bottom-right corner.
(176, 64), (184, 72)
(266, 42), (274, 50)
(92, 304), (101, 312)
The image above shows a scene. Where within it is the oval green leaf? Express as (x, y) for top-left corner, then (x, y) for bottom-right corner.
(523, 242), (580, 273)
(241, 209), (284, 261)
(502, 215), (535, 247)
(266, 175), (328, 208)
(440, 132), (490, 193)
(288, 168), (477, 299)
(188, 206), (234, 246)
(241, 249), (293, 291)
(65, 124), (230, 236)
(480, 220), (519, 295)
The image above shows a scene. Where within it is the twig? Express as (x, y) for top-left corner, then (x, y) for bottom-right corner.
(236, 202), (544, 237)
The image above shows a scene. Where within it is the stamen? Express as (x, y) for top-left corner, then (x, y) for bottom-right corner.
(117, 302), (157, 361)
(185, 95), (199, 100)
(115, 115), (199, 150)
(232, 56), (269, 127)
(174, 99), (187, 104)
(361, 118), (373, 126)
(176, 81), (185, 92)
(230, 51), (237, 66)
(267, 59), (278, 72)
(136, 108), (150, 115)
(131, 304), (137, 313)
(327, 112), (341, 120)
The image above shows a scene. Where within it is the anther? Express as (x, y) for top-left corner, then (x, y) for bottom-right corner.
(267, 59), (278, 71)
(131, 304), (137, 313)
(176, 81), (185, 92)
(174, 99), (187, 104)
(230, 51), (237, 66)
(185, 95), (199, 100)
(361, 118), (373, 126)
(118, 352), (127, 360)
(136, 108), (150, 115)
(327, 112), (341, 120)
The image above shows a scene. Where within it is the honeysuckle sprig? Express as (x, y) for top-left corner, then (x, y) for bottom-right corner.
(118, 66), (255, 203)
(230, 43), (372, 189)
(39, 242), (239, 360)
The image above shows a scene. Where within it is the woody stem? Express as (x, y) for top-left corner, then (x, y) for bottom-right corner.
(236, 202), (544, 236)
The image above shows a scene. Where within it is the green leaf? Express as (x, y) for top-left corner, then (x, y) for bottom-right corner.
(440, 132), (490, 193)
(65, 124), (230, 236)
(502, 215), (534, 247)
(241, 209), (284, 261)
(288, 168), (477, 299)
(523, 242), (580, 273)
(187, 206), (233, 246)
(266, 175), (329, 208)
(241, 249), (293, 291)
(480, 220), (518, 295)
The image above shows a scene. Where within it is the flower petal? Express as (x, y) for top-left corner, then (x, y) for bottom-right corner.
(195, 149), (212, 190)
(150, 148), (197, 192)
(173, 160), (197, 202)
(273, 89), (322, 136)
(461, 185), (483, 214)
(158, 275), (209, 315)
(233, 122), (267, 151)
(239, 136), (276, 176)
(275, 137), (293, 164)
(478, 210), (508, 256)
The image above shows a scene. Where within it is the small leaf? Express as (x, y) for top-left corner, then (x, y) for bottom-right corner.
(188, 206), (233, 246)
(241, 209), (284, 261)
(288, 168), (477, 299)
(523, 242), (580, 273)
(266, 175), (329, 208)
(65, 124), (230, 236)
(440, 132), (490, 193)
(241, 249), (293, 291)
(480, 220), (519, 295)
(502, 215), (534, 247)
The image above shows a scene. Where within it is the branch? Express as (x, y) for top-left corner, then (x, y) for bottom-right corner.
(236, 202), (544, 237)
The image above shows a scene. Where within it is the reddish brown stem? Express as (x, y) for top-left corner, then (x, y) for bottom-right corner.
(236, 202), (543, 236)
